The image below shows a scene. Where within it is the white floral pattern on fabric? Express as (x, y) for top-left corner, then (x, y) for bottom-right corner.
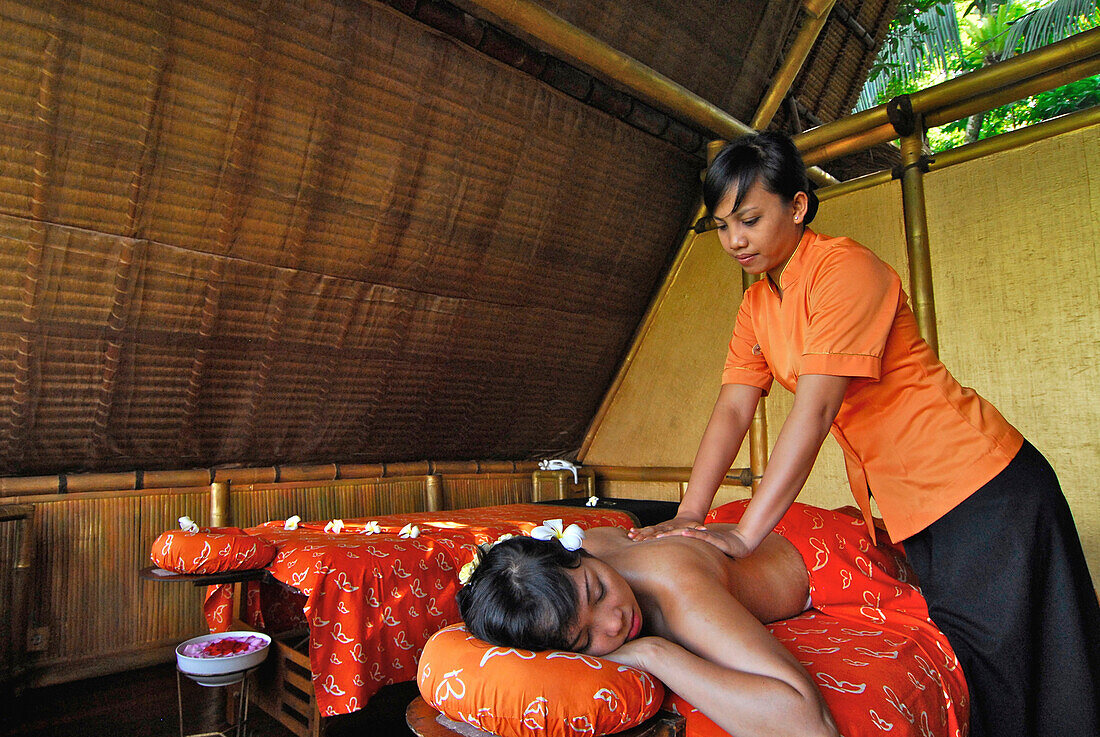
(530, 519), (584, 550)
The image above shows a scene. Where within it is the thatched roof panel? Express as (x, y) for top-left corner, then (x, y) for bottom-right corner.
(0, 0), (898, 476)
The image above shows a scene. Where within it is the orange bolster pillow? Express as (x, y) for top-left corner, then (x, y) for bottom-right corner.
(150, 527), (276, 574)
(418, 623), (664, 737)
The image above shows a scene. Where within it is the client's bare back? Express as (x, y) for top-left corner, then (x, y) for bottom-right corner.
(583, 526), (809, 624)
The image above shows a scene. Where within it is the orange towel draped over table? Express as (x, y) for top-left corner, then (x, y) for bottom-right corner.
(202, 504), (635, 716)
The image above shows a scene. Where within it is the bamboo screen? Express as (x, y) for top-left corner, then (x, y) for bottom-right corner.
(0, 0), (701, 477)
(13, 472), (543, 683)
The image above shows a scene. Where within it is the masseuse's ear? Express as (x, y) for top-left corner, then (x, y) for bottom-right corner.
(792, 190), (809, 224)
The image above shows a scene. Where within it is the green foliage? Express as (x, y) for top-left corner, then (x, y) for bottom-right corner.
(855, 0), (1099, 153)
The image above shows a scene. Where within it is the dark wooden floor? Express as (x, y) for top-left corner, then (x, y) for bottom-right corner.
(3, 662), (419, 737)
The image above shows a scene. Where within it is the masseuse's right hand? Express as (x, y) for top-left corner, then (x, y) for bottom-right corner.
(628, 514), (706, 541)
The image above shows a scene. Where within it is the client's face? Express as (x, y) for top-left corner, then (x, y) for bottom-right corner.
(564, 557), (643, 656)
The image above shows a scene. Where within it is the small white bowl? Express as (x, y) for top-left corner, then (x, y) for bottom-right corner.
(176, 632), (271, 686)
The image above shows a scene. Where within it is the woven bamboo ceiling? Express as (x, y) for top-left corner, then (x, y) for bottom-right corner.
(0, 0), (896, 476)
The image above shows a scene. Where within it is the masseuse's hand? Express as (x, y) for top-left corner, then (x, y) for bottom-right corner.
(673, 523), (754, 559)
(628, 515), (706, 541)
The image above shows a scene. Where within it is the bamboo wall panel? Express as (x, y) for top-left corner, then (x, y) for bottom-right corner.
(582, 227), (747, 469)
(0, 513), (25, 682)
(923, 124), (1100, 590)
(227, 477), (431, 528)
(6, 472), (545, 685)
(440, 473), (532, 510)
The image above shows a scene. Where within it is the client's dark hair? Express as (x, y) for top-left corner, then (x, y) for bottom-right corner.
(703, 130), (819, 225)
(456, 536), (587, 651)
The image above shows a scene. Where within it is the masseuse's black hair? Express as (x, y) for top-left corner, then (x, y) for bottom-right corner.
(457, 535), (587, 651)
(702, 130), (819, 225)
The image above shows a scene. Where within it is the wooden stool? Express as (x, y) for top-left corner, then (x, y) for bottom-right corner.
(406, 695), (685, 737)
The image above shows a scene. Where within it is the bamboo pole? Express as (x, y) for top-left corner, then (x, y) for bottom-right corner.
(795, 27), (1100, 160)
(425, 475), (444, 512)
(744, 274), (769, 495)
(210, 482), (231, 527)
(587, 465), (754, 487)
(928, 105), (1100, 171)
(751, 0), (837, 131)
(458, 0), (837, 186)
(815, 105), (1100, 201)
(816, 168), (894, 201)
(898, 126), (939, 354)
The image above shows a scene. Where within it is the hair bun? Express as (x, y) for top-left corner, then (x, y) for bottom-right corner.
(804, 188), (820, 224)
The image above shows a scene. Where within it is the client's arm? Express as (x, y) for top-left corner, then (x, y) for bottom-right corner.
(607, 555), (835, 737)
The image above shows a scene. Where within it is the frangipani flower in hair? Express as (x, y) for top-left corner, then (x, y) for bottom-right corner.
(458, 533), (522, 585)
(531, 519), (585, 551)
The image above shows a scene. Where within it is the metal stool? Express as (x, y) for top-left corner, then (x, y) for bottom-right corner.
(177, 665), (258, 737)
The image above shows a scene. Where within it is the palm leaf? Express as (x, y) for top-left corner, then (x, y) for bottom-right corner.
(998, 0), (1099, 59)
(856, 2), (963, 111)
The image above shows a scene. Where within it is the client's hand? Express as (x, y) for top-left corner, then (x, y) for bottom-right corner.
(600, 636), (665, 672)
(673, 523), (753, 559)
(628, 515), (706, 541)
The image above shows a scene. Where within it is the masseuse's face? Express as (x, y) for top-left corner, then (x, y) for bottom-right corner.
(713, 180), (807, 284)
(565, 557), (643, 656)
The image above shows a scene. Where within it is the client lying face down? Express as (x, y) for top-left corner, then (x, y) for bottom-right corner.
(457, 523), (838, 737)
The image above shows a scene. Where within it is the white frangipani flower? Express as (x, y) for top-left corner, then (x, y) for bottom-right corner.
(399, 523), (420, 539)
(585, 496), (599, 507)
(178, 516), (199, 533)
(284, 515), (301, 531)
(362, 521), (381, 535)
(458, 560), (477, 584)
(324, 519), (345, 534)
(531, 519), (585, 550)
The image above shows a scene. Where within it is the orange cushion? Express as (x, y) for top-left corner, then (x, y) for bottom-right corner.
(151, 528), (277, 574)
(418, 623), (663, 737)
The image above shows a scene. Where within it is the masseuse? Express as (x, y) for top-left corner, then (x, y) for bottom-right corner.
(630, 131), (1100, 737)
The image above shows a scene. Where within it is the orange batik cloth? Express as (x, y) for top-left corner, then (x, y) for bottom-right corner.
(667, 500), (969, 737)
(203, 504), (635, 716)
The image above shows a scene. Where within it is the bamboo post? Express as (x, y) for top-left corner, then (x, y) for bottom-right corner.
(210, 481), (231, 528)
(458, 0), (836, 186)
(425, 475), (444, 512)
(892, 99), (939, 355)
(743, 272), (769, 494)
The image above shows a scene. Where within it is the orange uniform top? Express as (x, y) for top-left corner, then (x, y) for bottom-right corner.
(723, 228), (1023, 542)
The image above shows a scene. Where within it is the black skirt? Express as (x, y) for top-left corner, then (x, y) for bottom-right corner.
(904, 440), (1100, 737)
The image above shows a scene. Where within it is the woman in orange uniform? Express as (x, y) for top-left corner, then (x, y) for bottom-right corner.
(631, 131), (1100, 737)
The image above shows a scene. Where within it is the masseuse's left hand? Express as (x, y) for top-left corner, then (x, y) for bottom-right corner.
(666, 522), (753, 559)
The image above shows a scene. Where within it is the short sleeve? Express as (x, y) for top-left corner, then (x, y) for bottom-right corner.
(801, 246), (900, 379)
(721, 294), (773, 393)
